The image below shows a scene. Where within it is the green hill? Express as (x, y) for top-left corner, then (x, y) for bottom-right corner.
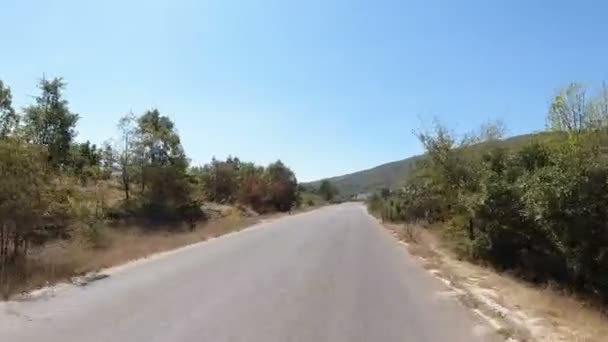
(305, 132), (548, 197)
(304, 156), (421, 197)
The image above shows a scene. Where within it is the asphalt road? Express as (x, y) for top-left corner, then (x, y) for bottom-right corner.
(0, 203), (500, 342)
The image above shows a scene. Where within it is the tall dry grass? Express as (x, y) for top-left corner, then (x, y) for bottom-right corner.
(2, 212), (260, 299)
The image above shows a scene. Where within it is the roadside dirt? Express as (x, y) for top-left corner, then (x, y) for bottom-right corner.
(5, 205), (320, 301)
(383, 222), (608, 342)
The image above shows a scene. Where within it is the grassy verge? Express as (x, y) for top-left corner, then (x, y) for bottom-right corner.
(383, 221), (608, 342)
(2, 211), (268, 299)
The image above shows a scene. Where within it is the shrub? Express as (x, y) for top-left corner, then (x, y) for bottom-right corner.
(81, 221), (112, 250)
(385, 115), (608, 300)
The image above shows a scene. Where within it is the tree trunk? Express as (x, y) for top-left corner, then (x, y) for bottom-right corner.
(0, 227), (4, 299)
(0, 225), (5, 265)
(141, 166), (145, 193)
(122, 171), (130, 200)
(12, 233), (20, 262)
(468, 218), (475, 241)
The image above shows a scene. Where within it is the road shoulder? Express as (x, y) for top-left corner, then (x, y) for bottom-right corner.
(379, 221), (607, 342)
(8, 207), (323, 302)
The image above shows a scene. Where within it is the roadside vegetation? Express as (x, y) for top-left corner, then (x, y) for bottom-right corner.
(318, 179), (340, 202)
(296, 180), (342, 207)
(369, 82), (608, 305)
(0, 77), (304, 298)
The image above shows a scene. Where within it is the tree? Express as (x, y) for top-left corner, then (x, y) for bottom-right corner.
(135, 109), (187, 193)
(100, 142), (116, 179)
(380, 187), (391, 199)
(592, 82), (608, 125)
(0, 80), (18, 139)
(462, 119), (507, 144)
(265, 161), (298, 212)
(547, 83), (592, 134)
(140, 165), (199, 222)
(319, 180), (338, 201)
(69, 140), (101, 183)
(194, 157), (301, 213)
(117, 113), (137, 200)
(237, 162), (266, 211)
(23, 77), (79, 168)
(201, 157), (240, 203)
(137, 109), (186, 168)
(129, 109), (202, 224)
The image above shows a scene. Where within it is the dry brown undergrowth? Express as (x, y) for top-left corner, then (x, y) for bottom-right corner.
(2, 213), (263, 299)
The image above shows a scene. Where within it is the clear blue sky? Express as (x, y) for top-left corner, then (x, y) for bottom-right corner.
(2, 0), (607, 181)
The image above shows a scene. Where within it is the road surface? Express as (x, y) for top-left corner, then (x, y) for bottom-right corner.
(0, 204), (500, 341)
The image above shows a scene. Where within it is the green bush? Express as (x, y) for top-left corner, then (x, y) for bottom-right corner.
(383, 114), (608, 300)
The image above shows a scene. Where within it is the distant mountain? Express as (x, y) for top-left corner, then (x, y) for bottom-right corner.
(305, 132), (547, 197)
(304, 155), (421, 198)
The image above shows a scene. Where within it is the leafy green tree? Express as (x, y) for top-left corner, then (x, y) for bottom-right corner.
(388, 106), (608, 299)
(128, 109), (202, 225)
(134, 109), (188, 195)
(0, 80), (18, 139)
(265, 160), (298, 212)
(195, 157), (300, 213)
(201, 157), (240, 203)
(137, 109), (186, 168)
(237, 162), (266, 211)
(140, 165), (200, 222)
(319, 179), (338, 201)
(23, 77), (79, 168)
(413, 120), (474, 221)
(67, 141), (103, 184)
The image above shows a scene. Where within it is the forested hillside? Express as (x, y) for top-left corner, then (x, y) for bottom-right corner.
(304, 157), (420, 197)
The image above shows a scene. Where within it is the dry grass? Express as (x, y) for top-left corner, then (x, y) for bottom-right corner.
(484, 271), (608, 341)
(385, 222), (436, 258)
(3, 210), (264, 299)
(383, 222), (608, 342)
